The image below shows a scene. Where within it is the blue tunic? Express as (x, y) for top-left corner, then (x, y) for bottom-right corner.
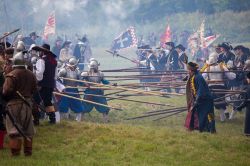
(59, 88), (85, 113)
(83, 79), (110, 114)
(185, 72), (216, 133)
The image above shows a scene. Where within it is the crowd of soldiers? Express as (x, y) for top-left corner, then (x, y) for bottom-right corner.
(0, 30), (250, 156)
(0, 31), (110, 156)
(134, 41), (250, 134)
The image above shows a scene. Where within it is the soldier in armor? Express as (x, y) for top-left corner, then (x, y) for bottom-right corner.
(58, 57), (85, 122)
(81, 59), (110, 122)
(3, 52), (37, 156)
(202, 53), (236, 121)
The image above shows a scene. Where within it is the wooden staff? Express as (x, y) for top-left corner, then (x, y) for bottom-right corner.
(64, 92), (173, 107)
(0, 28), (20, 40)
(152, 110), (186, 121)
(125, 109), (185, 120)
(106, 50), (138, 64)
(213, 93), (235, 102)
(53, 92), (122, 111)
(210, 89), (245, 93)
(60, 77), (183, 97)
(144, 107), (187, 114)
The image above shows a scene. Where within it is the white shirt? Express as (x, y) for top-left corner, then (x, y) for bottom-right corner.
(35, 58), (45, 81)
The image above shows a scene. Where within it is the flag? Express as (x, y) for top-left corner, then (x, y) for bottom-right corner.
(203, 34), (220, 48)
(160, 25), (171, 45)
(188, 31), (200, 57)
(111, 27), (137, 51)
(199, 20), (205, 48)
(43, 11), (56, 40)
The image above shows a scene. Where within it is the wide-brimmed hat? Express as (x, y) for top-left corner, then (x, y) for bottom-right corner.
(32, 43), (56, 57)
(218, 42), (232, 50)
(78, 36), (87, 43)
(55, 36), (63, 42)
(175, 44), (185, 51)
(165, 42), (175, 48)
(29, 32), (40, 38)
(62, 40), (72, 48)
(187, 62), (199, 71)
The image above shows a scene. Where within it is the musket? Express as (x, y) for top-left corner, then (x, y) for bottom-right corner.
(5, 110), (31, 141)
(105, 50), (138, 64)
(0, 28), (20, 41)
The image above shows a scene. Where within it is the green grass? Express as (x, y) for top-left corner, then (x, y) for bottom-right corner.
(1, 48), (250, 165)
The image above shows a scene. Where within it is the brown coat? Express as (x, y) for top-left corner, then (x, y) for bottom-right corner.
(3, 66), (37, 137)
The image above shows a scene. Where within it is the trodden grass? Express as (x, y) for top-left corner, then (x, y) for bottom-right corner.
(0, 95), (250, 166)
(1, 47), (250, 165)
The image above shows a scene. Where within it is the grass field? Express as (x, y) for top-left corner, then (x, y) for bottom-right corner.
(1, 48), (250, 166)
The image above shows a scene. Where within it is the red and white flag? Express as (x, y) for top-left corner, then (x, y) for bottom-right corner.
(43, 11), (56, 40)
(160, 25), (171, 46)
(203, 34), (220, 48)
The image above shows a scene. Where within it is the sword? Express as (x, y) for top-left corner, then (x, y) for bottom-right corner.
(5, 107), (31, 141)
(16, 91), (31, 108)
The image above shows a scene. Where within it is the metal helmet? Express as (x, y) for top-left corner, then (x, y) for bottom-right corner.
(12, 52), (26, 66)
(88, 60), (99, 69)
(16, 41), (25, 52)
(67, 57), (79, 67)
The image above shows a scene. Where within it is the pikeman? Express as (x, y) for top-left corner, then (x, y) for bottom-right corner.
(80, 58), (110, 122)
(184, 62), (216, 133)
(2, 52), (37, 156)
(32, 44), (57, 124)
(58, 57), (85, 122)
(202, 53), (236, 122)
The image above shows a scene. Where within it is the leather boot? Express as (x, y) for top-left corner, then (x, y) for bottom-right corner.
(24, 138), (32, 156)
(9, 138), (22, 156)
(0, 130), (6, 149)
(46, 106), (56, 124)
(45, 106), (55, 113)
